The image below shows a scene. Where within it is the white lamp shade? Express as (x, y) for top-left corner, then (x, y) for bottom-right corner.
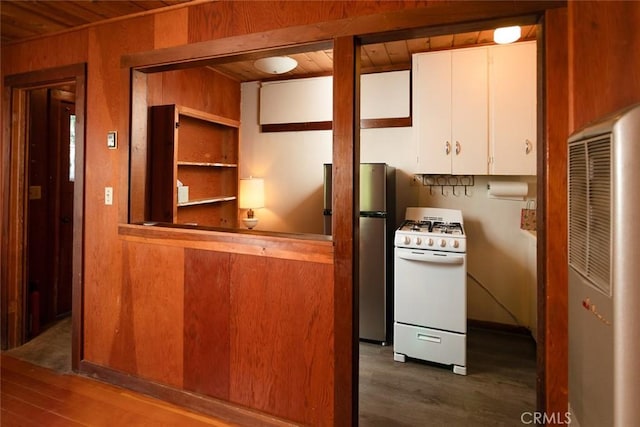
(239, 177), (265, 209)
(254, 56), (297, 74)
(493, 26), (521, 44)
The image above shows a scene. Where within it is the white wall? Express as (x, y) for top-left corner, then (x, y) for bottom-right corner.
(240, 79), (537, 334)
(240, 81), (332, 234)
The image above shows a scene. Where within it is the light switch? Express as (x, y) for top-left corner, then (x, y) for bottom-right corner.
(107, 131), (117, 149)
(105, 187), (113, 205)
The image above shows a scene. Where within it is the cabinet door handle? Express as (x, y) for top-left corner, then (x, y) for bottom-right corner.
(525, 139), (533, 154)
(445, 141), (451, 155)
(455, 141), (461, 155)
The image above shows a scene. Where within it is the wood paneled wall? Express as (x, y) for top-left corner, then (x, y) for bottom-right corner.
(7, 0), (639, 425)
(569, 1), (640, 130)
(101, 226), (334, 425)
(147, 67), (240, 120)
(539, 2), (640, 422)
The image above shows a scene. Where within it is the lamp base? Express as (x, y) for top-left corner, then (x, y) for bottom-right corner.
(242, 217), (259, 229)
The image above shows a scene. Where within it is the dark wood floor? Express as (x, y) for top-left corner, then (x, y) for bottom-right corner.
(359, 327), (537, 426)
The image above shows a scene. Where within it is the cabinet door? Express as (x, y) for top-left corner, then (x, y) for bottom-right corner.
(489, 41), (537, 175)
(451, 47), (489, 175)
(413, 51), (452, 174)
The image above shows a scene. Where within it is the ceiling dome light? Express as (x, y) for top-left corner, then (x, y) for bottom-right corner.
(493, 26), (522, 44)
(253, 56), (298, 74)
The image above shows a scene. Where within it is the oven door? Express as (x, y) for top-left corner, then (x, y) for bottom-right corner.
(394, 247), (466, 333)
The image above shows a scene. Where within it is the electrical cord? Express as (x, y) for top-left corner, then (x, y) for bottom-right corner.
(467, 272), (521, 326)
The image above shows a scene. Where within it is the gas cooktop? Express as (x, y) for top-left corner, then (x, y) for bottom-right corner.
(397, 220), (464, 236)
(395, 207), (466, 252)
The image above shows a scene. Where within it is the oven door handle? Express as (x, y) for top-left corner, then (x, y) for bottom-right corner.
(397, 251), (464, 265)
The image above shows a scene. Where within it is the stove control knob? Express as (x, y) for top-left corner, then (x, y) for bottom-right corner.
(452, 240), (460, 249)
(428, 238), (434, 246)
(403, 236), (411, 245)
(439, 239), (447, 248)
(416, 237), (422, 245)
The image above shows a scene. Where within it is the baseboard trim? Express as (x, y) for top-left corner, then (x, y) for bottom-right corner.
(78, 360), (295, 426)
(468, 319), (533, 337)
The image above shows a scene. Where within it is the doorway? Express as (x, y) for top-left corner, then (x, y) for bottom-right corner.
(27, 86), (75, 339)
(1, 63), (86, 371)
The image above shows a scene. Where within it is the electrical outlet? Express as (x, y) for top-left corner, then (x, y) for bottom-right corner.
(410, 175), (422, 187)
(105, 187), (113, 205)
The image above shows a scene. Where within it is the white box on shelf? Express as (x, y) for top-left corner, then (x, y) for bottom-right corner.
(177, 186), (189, 204)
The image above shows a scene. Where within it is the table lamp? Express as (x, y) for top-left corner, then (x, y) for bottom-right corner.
(239, 177), (264, 229)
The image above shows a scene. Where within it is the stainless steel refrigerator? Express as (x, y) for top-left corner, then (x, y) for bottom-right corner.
(323, 163), (395, 344)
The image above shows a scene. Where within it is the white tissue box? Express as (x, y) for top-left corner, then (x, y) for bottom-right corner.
(177, 186), (189, 204)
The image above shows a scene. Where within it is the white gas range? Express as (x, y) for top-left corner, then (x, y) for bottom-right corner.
(393, 207), (467, 375)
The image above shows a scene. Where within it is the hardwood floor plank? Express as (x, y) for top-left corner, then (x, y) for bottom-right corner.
(0, 355), (236, 427)
(1, 408), (43, 427)
(0, 394), (85, 427)
(1, 378), (69, 412)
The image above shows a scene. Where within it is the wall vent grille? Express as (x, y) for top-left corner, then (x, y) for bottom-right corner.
(568, 134), (611, 296)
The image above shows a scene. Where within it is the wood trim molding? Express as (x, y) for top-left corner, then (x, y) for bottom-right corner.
(119, 224), (333, 264)
(467, 319), (533, 336)
(260, 117), (411, 133)
(261, 121), (332, 133)
(1, 63), (86, 372)
(361, 117), (411, 129)
(540, 7), (569, 417)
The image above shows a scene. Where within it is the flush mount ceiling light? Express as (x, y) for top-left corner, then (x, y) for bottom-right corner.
(493, 26), (522, 44)
(253, 56), (298, 74)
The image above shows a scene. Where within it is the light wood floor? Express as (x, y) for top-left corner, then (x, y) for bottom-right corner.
(0, 355), (293, 426)
(359, 327), (537, 426)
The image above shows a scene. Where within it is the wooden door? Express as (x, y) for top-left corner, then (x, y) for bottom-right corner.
(26, 88), (74, 335)
(50, 90), (75, 316)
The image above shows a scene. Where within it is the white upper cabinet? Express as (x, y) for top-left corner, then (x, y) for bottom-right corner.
(489, 41), (537, 175)
(413, 48), (489, 175)
(260, 76), (333, 125)
(259, 71), (410, 125)
(361, 70), (410, 119)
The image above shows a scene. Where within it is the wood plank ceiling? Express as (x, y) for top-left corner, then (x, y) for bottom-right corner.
(0, 0), (192, 43)
(1, 1), (536, 82)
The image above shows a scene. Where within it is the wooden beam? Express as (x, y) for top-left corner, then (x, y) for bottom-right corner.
(332, 35), (360, 427)
(540, 7), (569, 419)
(122, 1), (564, 71)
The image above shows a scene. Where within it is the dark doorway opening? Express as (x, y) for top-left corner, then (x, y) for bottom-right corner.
(2, 63), (86, 372)
(26, 86), (76, 341)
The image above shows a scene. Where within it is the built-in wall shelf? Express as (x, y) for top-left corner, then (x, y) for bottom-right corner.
(148, 104), (239, 228)
(177, 161), (238, 168)
(178, 196), (237, 207)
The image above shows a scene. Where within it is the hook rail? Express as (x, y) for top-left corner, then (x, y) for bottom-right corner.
(415, 174), (475, 197)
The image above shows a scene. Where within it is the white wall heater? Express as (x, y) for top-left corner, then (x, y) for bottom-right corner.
(568, 103), (640, 427)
